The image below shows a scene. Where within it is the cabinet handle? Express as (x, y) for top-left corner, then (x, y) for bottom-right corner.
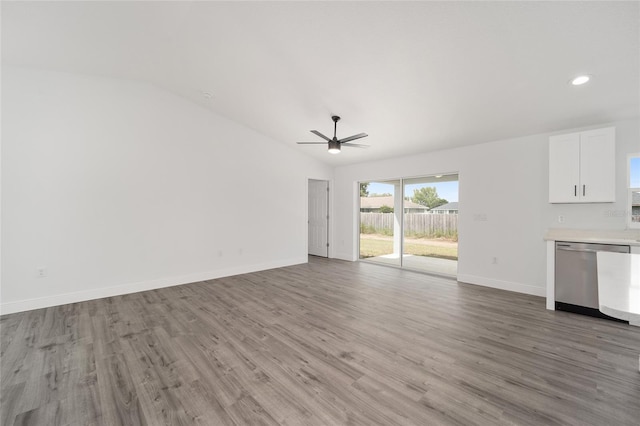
(574, 185), (577, 197)
(583, 185), (585, 196)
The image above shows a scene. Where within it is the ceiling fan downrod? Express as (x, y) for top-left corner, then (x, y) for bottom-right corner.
(332, 115), (340, 140)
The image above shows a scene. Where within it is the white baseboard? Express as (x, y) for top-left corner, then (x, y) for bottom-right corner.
(1, 257), (307, 315)
(333, 252), (356, 261)
(457, 274), (545, 297)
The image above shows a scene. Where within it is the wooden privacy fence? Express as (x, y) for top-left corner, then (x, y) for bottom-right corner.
(360, 213), (458, 236)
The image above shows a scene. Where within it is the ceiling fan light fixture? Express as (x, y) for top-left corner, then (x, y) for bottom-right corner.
(328, 140), (341, 154)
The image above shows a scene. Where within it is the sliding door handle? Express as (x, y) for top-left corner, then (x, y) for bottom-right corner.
(583, 185), (586, 196)
(574, 185), (577, 197)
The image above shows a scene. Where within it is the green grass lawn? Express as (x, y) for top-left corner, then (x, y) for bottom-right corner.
(359, 238), (458, 260)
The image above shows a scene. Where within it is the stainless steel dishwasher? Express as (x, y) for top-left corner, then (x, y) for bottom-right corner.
(555, 241), (630, 319)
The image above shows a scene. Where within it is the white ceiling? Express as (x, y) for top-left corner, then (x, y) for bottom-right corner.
(3, 1), (639, 166)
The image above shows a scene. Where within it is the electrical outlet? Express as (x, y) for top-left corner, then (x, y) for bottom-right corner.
(36, 267), (47, 278)
(558, 215), (565, 223)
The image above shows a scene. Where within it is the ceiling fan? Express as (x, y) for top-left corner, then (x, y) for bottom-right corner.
(297, 116), (369, 154)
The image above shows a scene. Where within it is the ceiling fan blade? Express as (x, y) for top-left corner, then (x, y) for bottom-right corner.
(342, 142), (369, 148)
(339, 133), (368, 143)
(310, 130), (331, 142)
(297, 142), (327, 145)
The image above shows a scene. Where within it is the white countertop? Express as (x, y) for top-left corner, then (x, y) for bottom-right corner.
(544, 228), (640, 246)
(596, 252), (640, 324)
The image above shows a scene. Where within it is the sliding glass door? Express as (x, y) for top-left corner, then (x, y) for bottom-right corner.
(359, 174), (459, 276)
(402, 175), (458, 276)
(358, 180), (401, 267)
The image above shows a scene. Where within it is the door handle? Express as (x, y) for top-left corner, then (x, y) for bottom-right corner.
(574, 185), (577, 197)
(583, 185), (585, 196)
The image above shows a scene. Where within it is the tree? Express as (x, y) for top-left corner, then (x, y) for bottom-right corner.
(379, 205), (394, 213)
(360, 182), (369, 197)
(412, 187), (448, 209)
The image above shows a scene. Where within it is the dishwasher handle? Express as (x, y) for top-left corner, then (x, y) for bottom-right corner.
(556, 246), (598, 253)
(556, 242), (630, 254)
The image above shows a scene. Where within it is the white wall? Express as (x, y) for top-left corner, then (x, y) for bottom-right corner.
(1, 67), (332, 314)
(333, 118), (640, 296)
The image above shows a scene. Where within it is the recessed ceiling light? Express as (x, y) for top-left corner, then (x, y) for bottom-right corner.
(570, 75), (590, 86)
(435, 175), (443, 178)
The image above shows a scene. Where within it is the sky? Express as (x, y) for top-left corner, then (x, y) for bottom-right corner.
(631, 157), (640, 187)
(366, 181), (459, 203)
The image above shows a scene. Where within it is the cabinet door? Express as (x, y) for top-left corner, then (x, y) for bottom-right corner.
(549, 132), (580, 203)
(580, 127), (615, 202)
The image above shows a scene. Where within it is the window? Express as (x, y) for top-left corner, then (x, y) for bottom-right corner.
(629, 153), (640, 228)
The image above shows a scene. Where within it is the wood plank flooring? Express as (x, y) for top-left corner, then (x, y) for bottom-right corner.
(1, 257), (639, 425)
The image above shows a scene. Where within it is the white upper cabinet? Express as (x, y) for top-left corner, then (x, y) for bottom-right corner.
(549, 127), (615, 203)
(549, 132), (580, 203)
(579, 128), (616, 202)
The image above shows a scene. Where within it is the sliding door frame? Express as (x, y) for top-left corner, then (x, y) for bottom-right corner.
(358, 171), (459, 275)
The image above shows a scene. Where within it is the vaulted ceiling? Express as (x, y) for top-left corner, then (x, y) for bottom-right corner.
(3, 1), (639, 166)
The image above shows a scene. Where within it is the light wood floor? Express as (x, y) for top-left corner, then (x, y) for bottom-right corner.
(1, 257), (639, 425)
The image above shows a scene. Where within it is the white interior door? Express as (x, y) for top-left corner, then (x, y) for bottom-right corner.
(308, 179), (329, 257)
